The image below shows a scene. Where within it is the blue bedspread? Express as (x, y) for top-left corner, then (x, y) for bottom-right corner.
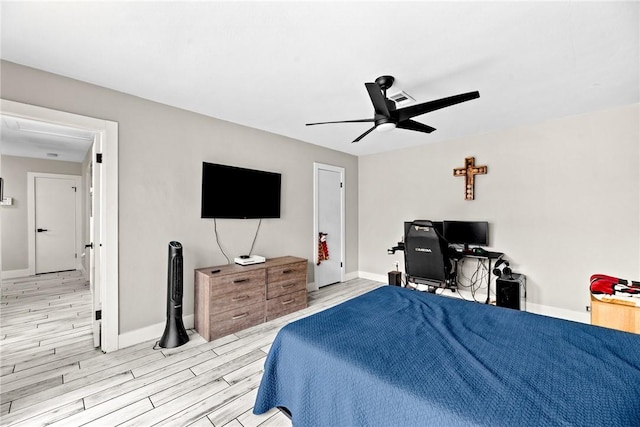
(254, 286), (640, 426)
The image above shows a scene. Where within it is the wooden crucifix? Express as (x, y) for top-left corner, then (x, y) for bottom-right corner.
(453, 156), (487, 200)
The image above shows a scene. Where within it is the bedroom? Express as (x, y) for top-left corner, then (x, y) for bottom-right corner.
(0, 1), (638, 425)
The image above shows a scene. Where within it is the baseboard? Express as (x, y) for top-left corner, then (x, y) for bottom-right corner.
(1, 269), (31, 279)
(118, 314), (194, 350)
(357, 271), (388, 283)
(344, 271), (360, 282)
(357, 271), (589, 324)
(525, 302), (589, 324)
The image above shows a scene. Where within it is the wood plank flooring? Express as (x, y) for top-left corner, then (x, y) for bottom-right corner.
(1, 271), (382, 426)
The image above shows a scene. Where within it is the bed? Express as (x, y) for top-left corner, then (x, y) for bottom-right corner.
(253, 286), (640, 426)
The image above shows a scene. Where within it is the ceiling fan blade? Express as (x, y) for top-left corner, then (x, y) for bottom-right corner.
(397, 119), (436, 134)
(306, 118), (374, 126)
(352, 126), (377, 143)
(397, 91), (480, 121)
(365, 83), (391, 117)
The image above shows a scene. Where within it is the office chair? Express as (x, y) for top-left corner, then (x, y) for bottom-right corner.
(404, 220), (456, 292)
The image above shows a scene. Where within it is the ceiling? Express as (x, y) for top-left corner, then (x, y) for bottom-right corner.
(1, 115), (94, 163)
(1, 1), (638, 157)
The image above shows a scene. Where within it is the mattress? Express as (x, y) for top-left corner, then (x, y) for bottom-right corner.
(254, 286), (640, 426)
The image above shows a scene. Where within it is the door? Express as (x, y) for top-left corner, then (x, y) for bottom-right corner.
(35, 176), (80, 274)
(314, 163), (345, 288)
(89, 135), (102, 347)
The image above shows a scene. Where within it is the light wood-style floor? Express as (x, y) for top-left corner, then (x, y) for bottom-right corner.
(0, 271), (382, 426)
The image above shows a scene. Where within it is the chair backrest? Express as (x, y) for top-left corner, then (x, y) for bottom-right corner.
(404, 220), (450, 286)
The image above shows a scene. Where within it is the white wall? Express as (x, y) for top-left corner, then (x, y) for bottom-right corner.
(358, 104), (639, 316)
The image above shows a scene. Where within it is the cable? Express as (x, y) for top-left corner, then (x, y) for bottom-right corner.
(454, 258), (489, 303)
(248, 218), (262, 256)
(214, 218), (231, 264)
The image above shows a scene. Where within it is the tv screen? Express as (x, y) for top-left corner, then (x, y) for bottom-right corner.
(201, 162), (281, 219)
(443, 221), (489, 247)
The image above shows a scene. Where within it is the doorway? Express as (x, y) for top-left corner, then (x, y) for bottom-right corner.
(0, 99), (119, 352)
(313, 163), (345, 289)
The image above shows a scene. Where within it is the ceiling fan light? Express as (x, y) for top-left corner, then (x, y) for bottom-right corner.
(376, 122), (396, 132)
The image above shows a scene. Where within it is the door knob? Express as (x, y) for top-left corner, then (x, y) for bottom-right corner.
(85, 243), (94, 249)
(36, 228), (48, 232)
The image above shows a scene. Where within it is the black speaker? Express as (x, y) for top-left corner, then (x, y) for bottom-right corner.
(496, 273), (526, 310)
(388, 271), (402, 286)
(159, 241), (189, 348)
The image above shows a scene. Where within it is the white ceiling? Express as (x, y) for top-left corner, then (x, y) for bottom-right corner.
(1, 115), (94, 163)
(1, 1), (638, 157)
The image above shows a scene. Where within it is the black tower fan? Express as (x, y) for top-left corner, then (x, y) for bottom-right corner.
(159, 241), (189, 348)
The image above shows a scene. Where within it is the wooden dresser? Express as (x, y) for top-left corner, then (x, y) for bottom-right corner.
(591, 295), (640, 334)
(194, 256), (307, 341)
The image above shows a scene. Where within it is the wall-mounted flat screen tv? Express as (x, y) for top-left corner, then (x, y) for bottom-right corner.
(201, 162), (281, 219)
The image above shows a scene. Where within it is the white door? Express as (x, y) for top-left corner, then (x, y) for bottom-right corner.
(35, 176), (79, 274)
(90, 135), (102, 347)
(314, 163), (345, 288)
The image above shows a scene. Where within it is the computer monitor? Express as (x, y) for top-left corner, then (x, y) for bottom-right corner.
(443, 221), (489, 249)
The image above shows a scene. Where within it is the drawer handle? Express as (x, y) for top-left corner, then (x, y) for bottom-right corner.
(232, 295), (249, 302)
(281, 298), (295, 305)
(233, 278), (250, 284)
(282, 269), (294, 274)
(232, 312), (249, 320)
(281, 283), (295, 289)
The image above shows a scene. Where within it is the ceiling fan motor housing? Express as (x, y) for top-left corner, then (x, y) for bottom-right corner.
(375, 75), (395, 91)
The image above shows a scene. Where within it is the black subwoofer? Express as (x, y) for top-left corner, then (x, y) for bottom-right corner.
(388, 271), (402, 286)
(496, 273), (526, 311)
(159, 241), (189, 348)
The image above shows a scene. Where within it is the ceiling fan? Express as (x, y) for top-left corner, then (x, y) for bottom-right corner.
(306, 75), (480, 143)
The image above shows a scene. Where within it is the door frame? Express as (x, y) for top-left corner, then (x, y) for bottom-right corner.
(1, 99), (120, 352)
(28, 173), (83, 274)
(312, 162), (346, 291)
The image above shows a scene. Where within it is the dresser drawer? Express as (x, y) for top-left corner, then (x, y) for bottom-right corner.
(209, 284), (265, 313)
(208, 301), (265, 341)
(209, 269), (265, 296)
(267, 277), (306, 300)
(267, 261), (306, 284)
(266, 289), (307, 321)
(266, 261), (307, 299)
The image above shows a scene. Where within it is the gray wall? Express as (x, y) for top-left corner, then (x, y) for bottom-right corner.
(359, 104), (639, 314)
(0, 155), (82, 271)
(0, 60), (359, 334)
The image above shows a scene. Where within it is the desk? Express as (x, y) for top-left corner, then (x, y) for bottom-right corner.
(450, 250), (503, 304)
(388, 243), (503, 303)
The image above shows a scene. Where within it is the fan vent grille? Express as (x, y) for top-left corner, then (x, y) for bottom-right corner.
(389, 90), (415, 106)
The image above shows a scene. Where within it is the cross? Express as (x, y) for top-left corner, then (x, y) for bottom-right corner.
(453, 156), (487, 200)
